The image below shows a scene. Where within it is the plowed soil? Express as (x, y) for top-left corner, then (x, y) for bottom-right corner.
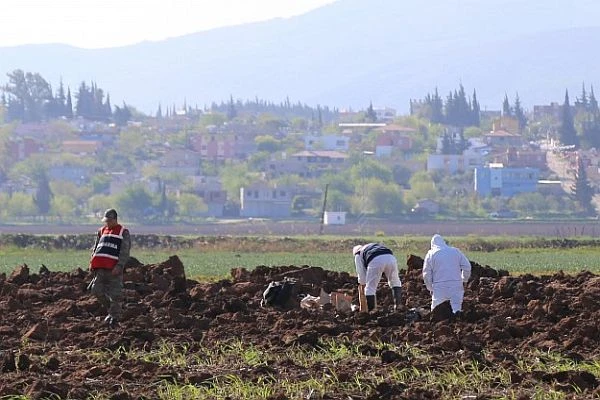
(1, 255), (599, 399)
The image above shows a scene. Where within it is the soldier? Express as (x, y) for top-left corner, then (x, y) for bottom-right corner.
(89, 208), (131, 327)
(353, 243), (402, 311)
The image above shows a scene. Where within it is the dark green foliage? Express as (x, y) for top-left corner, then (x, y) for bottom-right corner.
(116, 185), (154, 220)
(210, 96), (337, 124)
(578, 84), (600, 149)
(65, 88), (73, 118)
(570, 156), (595, 215)
(113, 103), (131, 126)
(365, 101), (377, 122)
(502, 93), (512, 117)
(513, 93), (527, 131)
(417, 84), (480, 127)
(33, 172), (53, 215)
(441, 129), (468, 155)
(227, 95), (237, 120)
(75, 81), (113, 121)
(559, 90), (579, 147)
(3, 69), (53, 122)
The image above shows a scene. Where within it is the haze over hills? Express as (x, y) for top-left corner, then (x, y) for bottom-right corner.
(1, 0), (600, 115)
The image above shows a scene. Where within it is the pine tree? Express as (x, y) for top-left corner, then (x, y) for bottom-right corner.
(559, 90), (579, 147)
(156, 103), (163, 119)
(570, 155), (595, 215)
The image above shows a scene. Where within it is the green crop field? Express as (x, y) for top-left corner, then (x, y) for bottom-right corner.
(2, 246), (600, 279)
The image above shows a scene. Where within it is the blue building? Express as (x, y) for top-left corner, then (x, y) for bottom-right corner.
(474, 163), (539, 197)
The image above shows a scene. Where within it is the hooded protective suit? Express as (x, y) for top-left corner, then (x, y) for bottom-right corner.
(422, 234), (471, 313)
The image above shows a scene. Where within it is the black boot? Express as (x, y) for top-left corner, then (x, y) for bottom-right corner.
(366, 295), (376, 311)
(392, 287), (402, 311)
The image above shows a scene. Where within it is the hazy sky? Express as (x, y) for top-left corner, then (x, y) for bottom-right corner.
(0, 0), (338, 49)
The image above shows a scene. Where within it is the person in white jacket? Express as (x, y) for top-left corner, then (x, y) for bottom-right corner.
(422, 234), (471, 314)
(353, 243), (402, 311)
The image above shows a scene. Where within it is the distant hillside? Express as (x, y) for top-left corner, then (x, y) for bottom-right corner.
(1, 0), (600, 114)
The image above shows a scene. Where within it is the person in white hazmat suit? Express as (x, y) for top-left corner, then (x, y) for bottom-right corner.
(353, 243), (402, 311)
(422, 234), (471, 314)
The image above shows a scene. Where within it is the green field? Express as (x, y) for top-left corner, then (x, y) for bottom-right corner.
(2, 246), (600, 279)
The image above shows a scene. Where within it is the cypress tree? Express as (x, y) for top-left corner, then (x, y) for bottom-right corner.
(502, 94), (512, 117)
(55, 79), (66, 117)
(65, 88), (73, 119)
(559, 90), (578, 147)
(105, 93), (112, 117)
(365, 101), (377, 122)
(514, 93), (527, 132)
(589, 86), (599, 116)
(576, 82), (588, 109)
(570, 155), (595, 215)
(227, 95), (237, 120)
(471, 89), (480, 126)
(430, 88), (444, 124)
(33, 172), (53, 215)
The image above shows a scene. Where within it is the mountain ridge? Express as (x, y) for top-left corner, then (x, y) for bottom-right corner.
(1, 0), (599, 114)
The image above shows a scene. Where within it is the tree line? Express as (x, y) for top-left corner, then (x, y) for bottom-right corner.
(1, 69), (131, 125)
(412, 84), (480, 127)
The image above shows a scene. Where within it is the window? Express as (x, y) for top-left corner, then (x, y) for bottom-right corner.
(280, 190), (286, 197)
(273, 190), (277, 198)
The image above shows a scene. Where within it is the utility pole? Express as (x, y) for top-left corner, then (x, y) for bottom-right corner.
(319, 183), (329, 235)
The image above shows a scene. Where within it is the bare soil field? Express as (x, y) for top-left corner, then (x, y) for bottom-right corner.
(1, 253), (599, 398)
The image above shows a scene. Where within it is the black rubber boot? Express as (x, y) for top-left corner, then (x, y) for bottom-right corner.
(366, 295), (376, 311)
(392, 286), (402, 310)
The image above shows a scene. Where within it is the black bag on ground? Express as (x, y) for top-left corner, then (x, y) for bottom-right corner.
(261, 278), (297, 308)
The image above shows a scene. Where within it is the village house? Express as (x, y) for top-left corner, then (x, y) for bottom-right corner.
(188, 176), (227, 217)
(474, 163), (539, 197)
(374, 124), (414, 157)
(189, 134), (255, 161)
(491, 147), (547, 170)
(157, 148), (202, 176)
(240, 182), (294, 218)
(7, 137), (44, 162)
(61, 140), (102, 155)
(304, 135), (349, 151)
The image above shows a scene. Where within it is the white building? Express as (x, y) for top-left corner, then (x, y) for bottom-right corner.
(324, 211), (346, 225)
(304, 135), (349, 151)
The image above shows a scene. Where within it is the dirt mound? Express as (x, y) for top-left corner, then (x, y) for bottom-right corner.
(0, 255), (599, 398)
